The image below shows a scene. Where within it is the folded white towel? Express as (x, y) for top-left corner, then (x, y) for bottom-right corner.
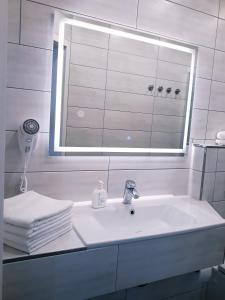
(4, 221), (72, 245)
(216, 139), (225, 146)
(4, 191), (73, 229)
(4, 225), (72, 253)
(4, 210), (72, 238)
(216, 131), (225, 140)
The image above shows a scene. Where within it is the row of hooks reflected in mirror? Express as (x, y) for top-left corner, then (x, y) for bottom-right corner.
(147, 85), (182, 98)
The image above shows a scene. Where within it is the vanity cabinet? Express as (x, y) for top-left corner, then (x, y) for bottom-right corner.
(116, 227), (225, 290)
(3, 246), (118, 300)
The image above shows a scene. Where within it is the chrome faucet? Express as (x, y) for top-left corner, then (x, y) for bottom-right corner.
(123, 180), (140, 205)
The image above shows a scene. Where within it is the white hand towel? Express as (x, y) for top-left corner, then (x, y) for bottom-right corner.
(4, 210), (72, 238)
(4, 225), (72, 253)
(4, 221), (72, 245)
(4, 191), (73, 229)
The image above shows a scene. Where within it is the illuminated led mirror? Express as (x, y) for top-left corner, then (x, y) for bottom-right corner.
(51, 12), (196, 154)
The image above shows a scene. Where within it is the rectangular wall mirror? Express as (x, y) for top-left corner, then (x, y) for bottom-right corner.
(51, 12), (197, 155)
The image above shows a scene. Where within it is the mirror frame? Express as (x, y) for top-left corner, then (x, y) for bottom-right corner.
(53, 12), (197, 154)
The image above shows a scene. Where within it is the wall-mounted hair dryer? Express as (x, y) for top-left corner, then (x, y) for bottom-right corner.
(18, 119), (40, 193)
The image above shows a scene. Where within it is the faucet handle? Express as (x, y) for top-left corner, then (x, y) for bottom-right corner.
(125, 179), (136, 189)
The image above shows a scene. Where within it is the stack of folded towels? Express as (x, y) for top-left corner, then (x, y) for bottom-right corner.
(216, 131), (225, 146)
(4, 191), (73, 254)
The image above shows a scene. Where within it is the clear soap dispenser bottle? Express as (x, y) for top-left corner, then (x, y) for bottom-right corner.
(92, 180), (107, 209)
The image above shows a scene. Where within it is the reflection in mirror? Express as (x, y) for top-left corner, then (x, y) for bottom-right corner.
(51, 13), (196, 154)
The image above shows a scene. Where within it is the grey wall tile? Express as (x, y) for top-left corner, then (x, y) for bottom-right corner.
(30, 0), (139, 27)
(196, 47), (214, 79)
(66, 127), (103, 147)
(159, 47), (191, 66)
(157, 61), (190, 83)
(67, 107), (104, 128)
(155, 79), (188, 99)
(153, 97), (186, 116)
(205, 148), (218, 172)
(193, 78), (211, 110)
(109, 35), (158, 59)
(212, 201), (225, 218)
(213, 50), (225, 82)
(5, 170), (108, 200)
(150, 132), (183, 149)
(152, 115), (185, 133)
(69, 65), (106, 89)
(108, 168), (189, 198)
(206, 111), (225, 139)
(137, 0), (217, 47)
(213, 172), (225, 201)
(6, 88), (51, 132)
(7, 44), (52, 91)
(217, 148), (225, 171)
(103, 129), (150, 148)
(21, 0), (54, 49)
(105, 91), (154, 114)
(220, 0), (225, 19)
(106, 71), (154, 94)
(202, 172), (216, 202)
(104, 110), (152, 131)
(190, 109), (208, 139)
(168, 0), (220, 16)
(108, 51), (157, 77)
(68, 86), (105, 109)
(209, 81), (225, 112)
(72, 26), (109, 49)
(216, 19), (225, 51)
(8, 0), (20, 43)
(70, 43), (108, 69)
(5, 132), (109, 172)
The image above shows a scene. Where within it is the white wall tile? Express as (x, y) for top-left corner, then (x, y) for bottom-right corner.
(202, 172), (216, 202)
(213, 50), (225, 82)
(220, 0), (225, 19)
(190, 109), (208, 139)
(68, 86), (105, 109)
(152, 115), (184, 133)
(30, 0), (139, 27)
(21, 0), (54, 49)
(155, 79), (188, 100)
(105, 91), (154, 114)
(209, 81), (225, 112)
(70, 43), (108, 69)
(159, 47), (191, 66)
(7, 43), (52, 91)
(157, 61), (190, 83)
(206, 111), (225, 139)
(5, 132), (109, 173)
(189, 170), (201, 200)
(150, 132), (182, 149)
(216, 19), (225, 51)
(69, 65), (106, 89)
(169, 0), (220, 16)
(196, 47), (214, 79)
(193, 78), (211, 110)
(154, 98), (186, 116)
(8, 0), (20, 43)
(108, 169), (189, 198)
(192, 146), (204, 171)
(137, 0), (217, 47)
(6, 88), (51, 132)
(5, 170), (108, 200)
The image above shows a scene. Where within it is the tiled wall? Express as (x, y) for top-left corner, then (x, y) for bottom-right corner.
(5, 0), (225, 201)
(191, 145), (225, 218)
(65, 25), (189, 149)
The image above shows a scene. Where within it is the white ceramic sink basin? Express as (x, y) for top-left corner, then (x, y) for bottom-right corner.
(72, 195), (225, 247)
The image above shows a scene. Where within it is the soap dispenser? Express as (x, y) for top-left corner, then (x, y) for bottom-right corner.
(92, 180), (107, 209)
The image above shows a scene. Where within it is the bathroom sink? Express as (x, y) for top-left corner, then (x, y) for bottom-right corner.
(72, 195), (225, 247)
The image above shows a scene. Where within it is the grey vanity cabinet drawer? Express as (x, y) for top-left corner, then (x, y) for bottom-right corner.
(3, 246), (118, 300)
(54, 246), (118, 300)
(116, 227), (225, 290)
